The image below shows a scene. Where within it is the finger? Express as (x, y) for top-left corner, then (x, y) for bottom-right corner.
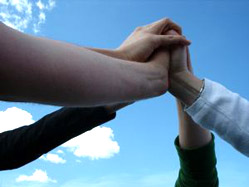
(145, 18), (182, 35)
(165, 29), (179, 36)
(162, 19), (182, 35)
(154, 35), (191, 48)
(186, 47), (194, 73)
(145, 18), (169, 34)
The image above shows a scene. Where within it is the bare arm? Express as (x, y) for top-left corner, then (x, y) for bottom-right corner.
(84, 48), (132, 112)
(175, 48), (211, 149)
(0, 21), (188, 107)
(169, 31), (218, 186)
(88, 19), (184, 112)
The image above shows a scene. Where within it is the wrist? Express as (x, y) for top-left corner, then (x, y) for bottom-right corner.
(114, 48), (130, 61)
(87, 47), (127, 60)
(169, 71), (203, 106)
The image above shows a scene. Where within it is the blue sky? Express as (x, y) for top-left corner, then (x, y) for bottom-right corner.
(1, 0), (249, 186)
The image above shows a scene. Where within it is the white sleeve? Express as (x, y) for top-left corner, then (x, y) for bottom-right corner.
(185, 78), (249, 157)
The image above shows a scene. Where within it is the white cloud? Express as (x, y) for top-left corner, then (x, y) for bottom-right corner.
(36, 0), (44, 10)
(0, 0), (56, 33)
(0, 0), (8, 5)
(0, 107), (34, 133)
(40, 153), (66, 164)
(33, 11), (46, 33)
(39, 12), (45, 21)
(62, 126), (120, 160)
(16, 169), (57, 183)
(47, 0), (55, 10)
(36, 0), (55, 10)
(57, 149), (64, 154)
(9, 0), (32, 14)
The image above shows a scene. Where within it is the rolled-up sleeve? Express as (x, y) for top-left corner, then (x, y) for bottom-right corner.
(175, 134), (218, 187)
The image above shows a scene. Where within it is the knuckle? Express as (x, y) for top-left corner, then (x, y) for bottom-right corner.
(135, 26), (143, 32)
(167, 35), (174, 39)
(165, 18), (171, 22)
(161, 17), (169, 24)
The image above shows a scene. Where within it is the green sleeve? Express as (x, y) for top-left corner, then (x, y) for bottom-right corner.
(175, 134), (219, 187)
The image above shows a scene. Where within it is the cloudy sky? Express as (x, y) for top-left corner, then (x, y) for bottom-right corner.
(1, 0), (249, 187)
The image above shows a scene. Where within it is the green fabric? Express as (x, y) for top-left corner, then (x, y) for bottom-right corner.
(175, 134), (219, 187)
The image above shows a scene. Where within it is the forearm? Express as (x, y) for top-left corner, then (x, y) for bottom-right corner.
(171, 71), (211, 148)
(86, 48), (134, 113)
(0, 23), (164, 107)
(176, 100), (212, 149)
(86, 47), (126, 60)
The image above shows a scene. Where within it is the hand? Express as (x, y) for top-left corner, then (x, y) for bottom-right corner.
(166, 30), (203, 106)
(117, 18), (190, 62)
(89, 19), (185, 112)
(164, 30), (189, 76)
(165, 30), (194, 76)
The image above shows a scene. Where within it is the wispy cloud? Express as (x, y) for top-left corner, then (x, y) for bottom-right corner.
(33, 0), (55, 33)
(36, 0), (55, 10)
(16, 169), (57, 183)
(40, 153), (66, 164)
(0, 0), (56, 33)
(0, 107), (34, 133)
(62, 126), (120, 160)
(60, 171), (179, 187)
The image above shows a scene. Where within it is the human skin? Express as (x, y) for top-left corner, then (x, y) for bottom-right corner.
(0, 19), (189, 107)
(88, 18), (183, 113)
(167, 30), (212, 148)
(167, 37), (203, 107)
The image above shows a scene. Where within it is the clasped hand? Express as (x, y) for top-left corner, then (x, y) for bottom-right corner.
(117, 18), (191, 93)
